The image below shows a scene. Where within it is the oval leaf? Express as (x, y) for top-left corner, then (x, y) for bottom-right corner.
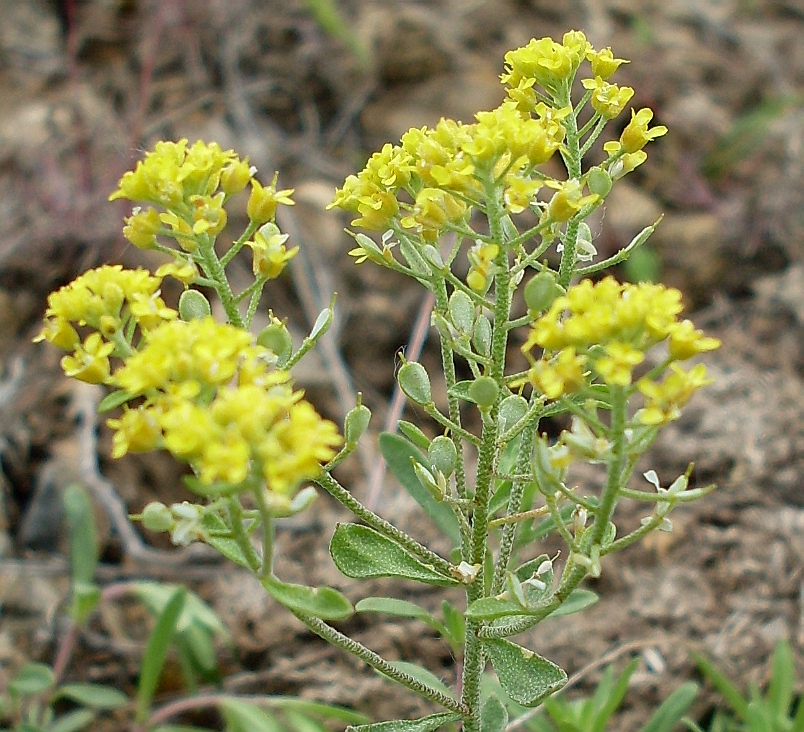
(379, 433), (461, 546)
(348, 712), (462, 732)
(356, 597), (439, 625)
(48, 708), (96, 732)
(481, 694), (508, 732)
(220, 699), (283, 732)
(466, 596), (537, 622)
(547, 589), (598, 618)
(262, 576), (354, 621)
(484, 638), (566, 707)
(56, 683), (128, 709)
(330, 524), (458, 587)
(9, 662), (55, 696)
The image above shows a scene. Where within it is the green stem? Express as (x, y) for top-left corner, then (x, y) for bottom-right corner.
(226, 496), (261, 573)
(491, 418), (538, 595)
(197, 236), (244, 327)
(220, 219), (260, 268)
(252, 486), (275, 579)
(460, 177), (513, 732)
(314, 472), (456, 579)
(589, 386), (627, 548)
(290, 610), (469, 716)
(434, 277), (470, 500)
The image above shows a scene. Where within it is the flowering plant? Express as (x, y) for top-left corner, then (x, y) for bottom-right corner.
(38, 31), (719, 732)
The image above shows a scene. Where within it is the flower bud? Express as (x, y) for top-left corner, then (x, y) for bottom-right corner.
(412, 461), (443, 501)
(178, 289), (212, 321)
(220, 159), (253, 195)
(398, 361), (432, 405)
(344, 402), (371, 446)
(524, 271), (562, 315)
(468, 376), (499, 410)
(428, 435), (457, 477)
(141, 501), (173, 532)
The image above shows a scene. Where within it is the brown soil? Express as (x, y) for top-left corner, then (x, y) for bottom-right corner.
(0, 1), (801, 730)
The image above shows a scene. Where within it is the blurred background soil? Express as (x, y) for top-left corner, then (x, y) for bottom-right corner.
(0, 0), (801, 729)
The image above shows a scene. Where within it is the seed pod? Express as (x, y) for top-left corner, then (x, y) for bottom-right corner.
(141, 501), (173, 532)
(498, 394), (528, 433)
(448, 290), (475, 334)
(428, 435), (458, 477)
(399, 239), (429, 277)
(472, 315), (492, 356)
(398, 420), (431, 451)
(468, 376), (499, 410)
(421, 245), (444, 270)
(257, 321), (293, 365)
(178, 290), (212, 321)
(398, 361), (432, 405)
(587, 166), (613, 198)
(344, 403), (371, 446)
(524, 271), (562, 315)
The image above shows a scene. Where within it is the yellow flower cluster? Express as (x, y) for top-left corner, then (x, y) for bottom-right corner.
(35, 265), (177, 383)
(109, 140), (296, 280)
(108, 317), (341, 495)
(522, 278), (720, 423)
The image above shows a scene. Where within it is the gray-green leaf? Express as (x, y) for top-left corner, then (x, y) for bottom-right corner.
(348, 712), (462, 732)
(262, 577), (354, 621)
(484, 638), (566, 707)
(330, 524), (458, 587)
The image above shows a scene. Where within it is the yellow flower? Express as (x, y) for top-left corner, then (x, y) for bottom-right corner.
(400, 187), (466, 234)
(155, 261), (198, 286)
(581, 77), (634, 119)
(586, 47), (629, 80)
(637, 364), (713, 425)
(123, 207), (162, 249)
(504, 174), (542, 214)
(34, 316), (80, 351)
(594, 341), (645, 386)
(247, 223), (299, 279)
(668, 320), (721, 360)
(351, 190), (399, 231)
(528, 347), (587, 398)
(545, 179), (599, 222)
(247, 177), (295, 224)
(108, 407), (162, 457)
(466, 242), (500, 292)
(220, 158), (254, 195)
(190, 193), (228, 235)
(604, 108), (668, 155)
(61, 333), (114, 384)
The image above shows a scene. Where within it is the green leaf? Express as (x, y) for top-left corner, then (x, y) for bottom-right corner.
(440, 600), (465, 650)
(355, 597), (448, 638)
(133, 582), (227, 637)
(484, 639), (566, 707)
(55, 683), (128, 710)
(767, 639), (794, 719)
(379, 433), (461, 546)
(136, 585), (186, 722)
(347, 712), (462, 732)
(547, 590), (598, 619)
(466, 596), (537, 621)
(264, 697), (369, 725)
(330, 524), (458, 587)
(63, 484), (100, 624)
(9, 662), (55, 696)
(48, 709), (96, 732)
(262, 576), (354, 621)
(220, 699), (284, 732)
(447, 380), (479, 405)
(641, 681), (698, 732)
(481, 694), (508, 732)
(97, 389), (134, 413)
(152, 727), (214, 732)
(692, 652), (749, 721)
